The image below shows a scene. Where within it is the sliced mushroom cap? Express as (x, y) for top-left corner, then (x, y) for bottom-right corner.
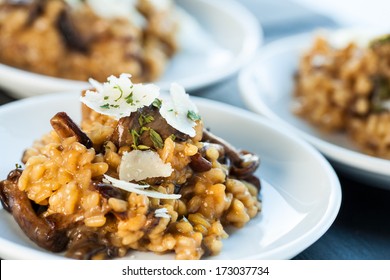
(110, 105), (189, 149)
(230, 151), (260, 178)
(57, 7), (90, 53)
(0, 169), (70, 252)
(92, 181), (127, 200)
(202, 129), (261, 190)
(50, 112), (93, 148)
(65, 225), (120, 260)
(189, 152), (212, 173)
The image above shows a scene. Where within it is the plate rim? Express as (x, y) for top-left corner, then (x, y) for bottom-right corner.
(0, 0), (262, 98)
(238, 31), (390, 181)
(0, 92), (341, 260)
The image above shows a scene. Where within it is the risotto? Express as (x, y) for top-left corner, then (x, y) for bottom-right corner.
(0, 74), (261, 260)
(294, 33), (390, 158)
(0, 0), (178, 82)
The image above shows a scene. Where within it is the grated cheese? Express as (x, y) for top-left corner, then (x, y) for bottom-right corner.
(154, 208), (171, 219)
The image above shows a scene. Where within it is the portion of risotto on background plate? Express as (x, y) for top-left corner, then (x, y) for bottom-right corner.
(0, 0), (179, 82)
(294, 33), (390, 158)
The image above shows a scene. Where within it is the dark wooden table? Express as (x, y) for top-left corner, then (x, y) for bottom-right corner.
(1, 0), (389, 260)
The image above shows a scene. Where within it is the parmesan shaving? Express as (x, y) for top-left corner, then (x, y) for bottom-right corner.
(80, 73), (160, 120)
(82, 73), (200, 138)
(104, 175), (181, 200)
(119, 150), (173, 182)
(154, 208), (171, 219)
(160, 83), (199, 137)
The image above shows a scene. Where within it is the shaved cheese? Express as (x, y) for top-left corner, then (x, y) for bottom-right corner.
(102, 177), (149, 189)
(104, 175), (181, 199)
(119, 150), (173, 181)
(154, 208), (171, 219)
(80, 73), (159, 120)
(160, 83), (200, 137)
(88, 78), (103, 92)
(82, 72), (200, 138)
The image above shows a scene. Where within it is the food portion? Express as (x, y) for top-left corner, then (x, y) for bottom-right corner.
(0, 0), (178, 82)
(293, 32), (390, 158)
(0, 74), (261, 260)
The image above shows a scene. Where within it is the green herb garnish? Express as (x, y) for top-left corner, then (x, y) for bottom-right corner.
(131, 129), (140, 149)
(140, 126), (150, 134)
(15, 163), (22, 169)
(152, 98), (162, 109)
(138, 114), (154, 126)
(113, 85), (123, 102)
(187, 110), (201, 121)
(100, 103), (110, 109)
(149, 129), (164, 149)
(137, 145), (150, 150)
(125, 92), (134, 105)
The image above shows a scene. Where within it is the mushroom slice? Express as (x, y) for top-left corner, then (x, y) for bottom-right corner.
(50, 112), (93, 148)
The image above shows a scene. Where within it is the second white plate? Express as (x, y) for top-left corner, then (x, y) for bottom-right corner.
(238, 31), (390, 188)
(0, 0), (261, 98)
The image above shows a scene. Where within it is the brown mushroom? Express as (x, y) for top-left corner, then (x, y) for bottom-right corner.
(50, 112), (93, 148)
(65, 225), (120, 260)
(110, 105), (188, 149)
(92, 181), (126, 200)
(189, 152), (212, 172)
(57, 7), (90, 53)
(0, 170), (70, 252)
(202, 129), (261, 190)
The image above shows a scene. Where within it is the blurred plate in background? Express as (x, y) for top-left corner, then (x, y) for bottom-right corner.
(0, 0), (262, 98)
(239, 30), (390, 189)
(292, 0), (390, 29)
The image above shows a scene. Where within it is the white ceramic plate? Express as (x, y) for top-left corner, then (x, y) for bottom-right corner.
(238, 30), (390, 188)
(0, 0), (261, 98)
(0, 92), (341, 259)
(292, 0), (390, 29)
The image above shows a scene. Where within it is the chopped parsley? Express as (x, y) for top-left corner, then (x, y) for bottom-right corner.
(125, 92), (134, 105)
(113, 85), (124, 102)
(138, 114), (154, 126)
(15, 163), (22, 169)
(100, 103), (120, 109)
(140, 126), (150, 134)
(149, 129), (164, 149)
(100, 103), (110, 109)
(137, 145), (150, 150)
(187, 110), (201, 121)
(152, 98), (162, 109)
(130, 129), (140, 150)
